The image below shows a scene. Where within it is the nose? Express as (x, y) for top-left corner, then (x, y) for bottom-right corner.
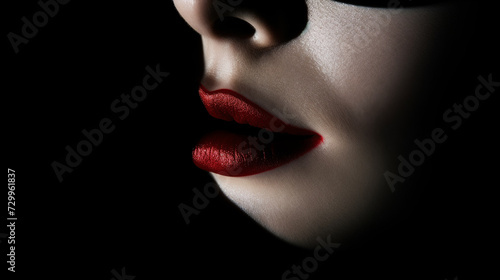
(173, 0), (308, 48)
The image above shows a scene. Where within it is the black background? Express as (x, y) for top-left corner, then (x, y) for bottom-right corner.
(4, 1), (499, 279)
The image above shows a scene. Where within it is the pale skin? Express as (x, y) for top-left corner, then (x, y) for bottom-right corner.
(174, 0), (473, 247)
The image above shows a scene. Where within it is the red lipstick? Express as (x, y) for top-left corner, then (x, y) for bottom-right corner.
(192, 85), (322, 177)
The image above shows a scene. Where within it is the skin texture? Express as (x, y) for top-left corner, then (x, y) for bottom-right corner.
(174, 0), (472, 247)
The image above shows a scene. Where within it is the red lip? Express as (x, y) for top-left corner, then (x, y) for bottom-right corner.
(192, 85), (322, 177)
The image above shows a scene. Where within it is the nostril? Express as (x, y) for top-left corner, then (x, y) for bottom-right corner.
(212, 16), (256, 39)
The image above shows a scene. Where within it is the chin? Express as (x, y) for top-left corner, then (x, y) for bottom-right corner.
(211, 133), (391, 248)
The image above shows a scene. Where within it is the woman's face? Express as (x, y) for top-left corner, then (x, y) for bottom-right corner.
(174, 0), (470, 247)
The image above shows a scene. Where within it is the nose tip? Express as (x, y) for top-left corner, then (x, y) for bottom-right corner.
(173, 0), (218, 39)
(174, 0), (308, 48)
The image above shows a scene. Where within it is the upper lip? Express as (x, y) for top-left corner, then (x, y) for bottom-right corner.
(198, 85), (317, 135)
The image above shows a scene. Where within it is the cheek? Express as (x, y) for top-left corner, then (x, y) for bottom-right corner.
(302, 2), (466, 129)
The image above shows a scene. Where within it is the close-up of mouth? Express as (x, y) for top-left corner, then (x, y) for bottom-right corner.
(192, 85), (323, 177)
(5, 0), (498, 278)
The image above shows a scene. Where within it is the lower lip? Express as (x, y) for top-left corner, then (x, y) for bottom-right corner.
(192, 129), (322, 177)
